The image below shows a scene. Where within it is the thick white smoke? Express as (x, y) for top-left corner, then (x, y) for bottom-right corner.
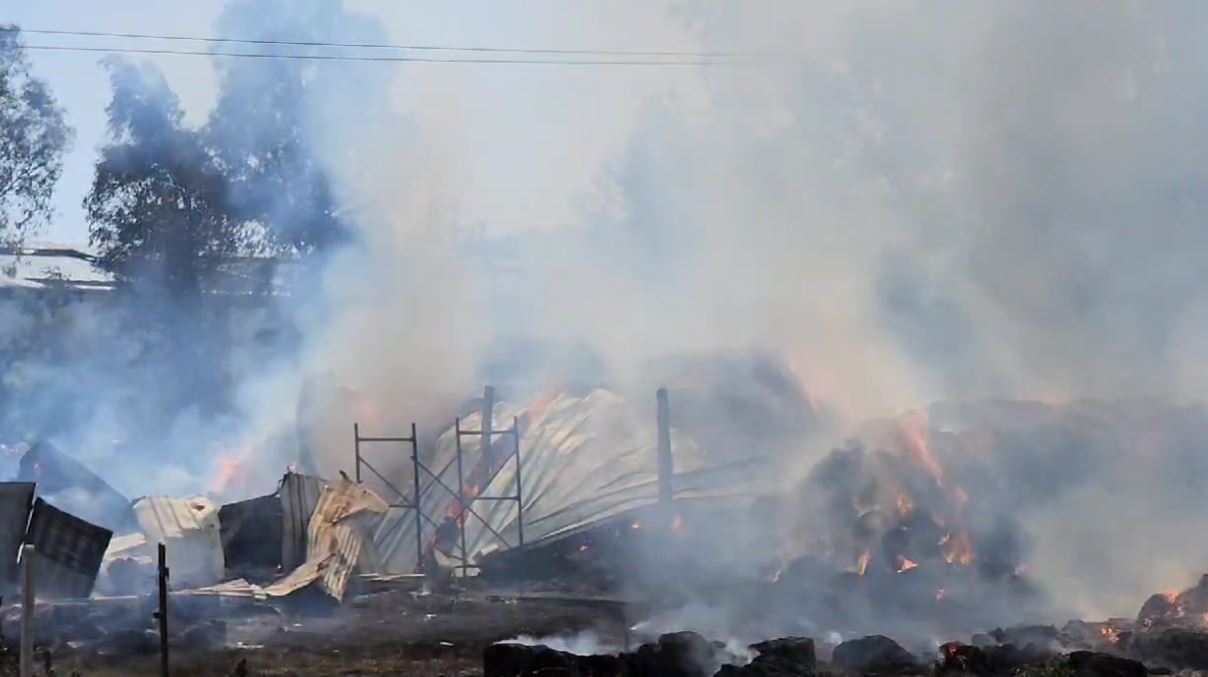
(268, 0), (1208, 621)
(12, 0), (1208, 626)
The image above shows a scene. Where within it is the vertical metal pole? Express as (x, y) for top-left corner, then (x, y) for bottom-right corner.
(481, 385), (495, 464)
(513, 416), (524, 547)
(157, 542), (169, 677)
(410, 422), (423, 571)
(454, 417), (468, 573)
(353, 422), (362, 484)
(657, 388), (673, 507)
(19, 544), (32, 677)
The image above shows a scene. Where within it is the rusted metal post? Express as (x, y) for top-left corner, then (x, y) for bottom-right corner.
(19, 544), (32, 677)
(410, 422), (423, 570)
(513, 416), (525, 547)
(156, 542), (169, 677)
(353, 422), (362, 484)
(656, 388), (673, 507)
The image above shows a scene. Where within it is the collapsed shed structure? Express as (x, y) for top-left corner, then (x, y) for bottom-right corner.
(0, 381), (768, 609)
(361, 386), (765, 578)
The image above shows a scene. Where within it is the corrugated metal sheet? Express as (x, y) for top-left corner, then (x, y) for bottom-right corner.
(265, 478), (387, 601)
(219, 493), (283, 572)
(179, 578), (267, 601)
(133, 496), (223, 589)
(0, 483), (34, 589)
(18, 441), (134, 532)
(279, 472), (326, 571)
(25, 498), (113, 599)
(374, 389), (750, 572)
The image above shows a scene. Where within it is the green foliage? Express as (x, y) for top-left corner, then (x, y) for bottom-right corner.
(0, 26), (72, 250)
(84, 60), (264, 296)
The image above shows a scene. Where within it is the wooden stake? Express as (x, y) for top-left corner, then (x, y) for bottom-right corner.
(19, 544), (33, 677)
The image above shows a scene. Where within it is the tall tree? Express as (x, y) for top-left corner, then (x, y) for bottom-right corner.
(0, 26), (71, 251)
(84, 60), (261, 296)
(204, 0), (360, 255)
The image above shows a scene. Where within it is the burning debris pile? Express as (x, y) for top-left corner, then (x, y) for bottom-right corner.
(485, 576), (1208, 677)
(6, 387), (1208, 675)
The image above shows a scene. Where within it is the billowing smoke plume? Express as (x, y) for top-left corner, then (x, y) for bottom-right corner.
(6, 0), (1208, 630)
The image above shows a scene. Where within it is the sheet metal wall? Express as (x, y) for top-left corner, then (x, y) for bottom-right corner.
(25, 498), (112, 599)
(280, 473), (326, 571)
(219, 493), (283, 571)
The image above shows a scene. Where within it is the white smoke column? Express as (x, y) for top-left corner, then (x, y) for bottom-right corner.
(204, 0), (1208, 624)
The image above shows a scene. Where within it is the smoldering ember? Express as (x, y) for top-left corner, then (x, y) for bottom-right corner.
(8, 2), (1208, 676)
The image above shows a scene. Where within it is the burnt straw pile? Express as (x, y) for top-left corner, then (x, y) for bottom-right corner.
(486, 622), (1207, 677)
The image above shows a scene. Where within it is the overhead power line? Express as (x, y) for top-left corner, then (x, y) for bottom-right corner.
(4, 26), (772, 60)
(19, 43), (751, 66)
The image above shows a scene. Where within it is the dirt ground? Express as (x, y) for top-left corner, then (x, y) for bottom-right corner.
(5, 590), (632, 676)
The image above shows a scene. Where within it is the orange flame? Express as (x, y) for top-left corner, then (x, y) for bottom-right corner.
(900, 410), (944, 486)
(527, 385), (562, 422)
(896, 556), (919, 573)
(213, 456), (245, 494)
(896, 491), (915, 518)
(857, 550), (872, 576)
(940, 531), (974, 566)
(1099, 625), (1121, 644)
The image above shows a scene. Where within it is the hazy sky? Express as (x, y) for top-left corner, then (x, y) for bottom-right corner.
(6, 0), (697, 245)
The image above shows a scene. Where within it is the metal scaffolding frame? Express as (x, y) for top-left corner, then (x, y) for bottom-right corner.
(352, 422), (426, 571)
(351, 386), (526, 575)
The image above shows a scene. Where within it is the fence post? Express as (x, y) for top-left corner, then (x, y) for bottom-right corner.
(156, 542), (170, 677)
(19, 544), (33, 677)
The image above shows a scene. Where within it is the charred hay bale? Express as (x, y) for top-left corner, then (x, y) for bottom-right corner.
(1128, 628), (1208, 669)
(626, 631), (718, 677)
(484, 642), (579, 677)
(831, 636), (919, 674)
(939, 641), (1052, 676)
(1065, 651), (1147, 677)
(992, 625), (1060, 650)
(751, 637), (817, 673)
(715, 637), (817, 677)
(577, 654), (629, 677)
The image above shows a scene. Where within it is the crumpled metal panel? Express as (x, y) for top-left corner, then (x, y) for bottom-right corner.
(462, 390), (724, 558)
(279, 472), (326, 572)
(133, 496), (224, 589)
(0, 482), (34, 590)
(372, 389), (741, 573)
(25, 497), (112, 599)
(265, 478), (387, 601)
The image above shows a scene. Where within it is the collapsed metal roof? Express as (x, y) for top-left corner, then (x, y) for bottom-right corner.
(372, 388), (755, 573)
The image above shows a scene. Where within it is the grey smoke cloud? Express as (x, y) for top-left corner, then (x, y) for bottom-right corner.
(7, 0), (1208, 626)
